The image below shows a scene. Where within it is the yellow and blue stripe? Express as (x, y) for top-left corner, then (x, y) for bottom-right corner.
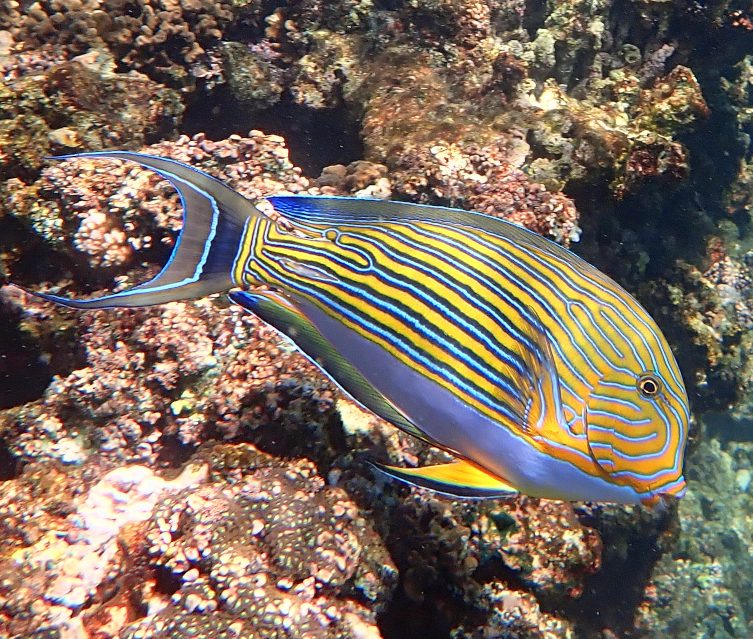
(27, 153), (689, 505)
(233, 197), (688, 501)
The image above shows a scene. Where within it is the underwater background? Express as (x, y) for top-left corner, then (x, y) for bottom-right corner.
(0, 0), (752, 637)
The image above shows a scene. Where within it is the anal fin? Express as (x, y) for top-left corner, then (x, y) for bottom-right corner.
(371, 459), (519, 499)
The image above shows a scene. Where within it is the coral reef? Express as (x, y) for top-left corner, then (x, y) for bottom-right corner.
(122, 445), (395, 639)
(0, 286), (334, 467)
(394, 496), (600, 638)
(2, 463), (206, 637)
(3, 0), (753, 637)
(0, 445), (395, 639)
(4, 131), (309, 269)
(633, 428), (753, 636)
(387, 142), (581, 244)
(451, 586), (575, 639)
(0, 49), (182, 177)
(274, 0), (713, 214)
(0, 0), (716, 246)
(666, 238), (753, 413)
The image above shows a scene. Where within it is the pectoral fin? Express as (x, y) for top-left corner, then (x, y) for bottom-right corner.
(371, 459), (519, 499)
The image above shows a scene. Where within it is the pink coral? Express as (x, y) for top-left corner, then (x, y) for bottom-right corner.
(72, 209), (132, 268)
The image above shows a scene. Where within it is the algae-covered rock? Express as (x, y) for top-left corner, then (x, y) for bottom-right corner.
(0, 53), (182, 177)
(634, 433), (753, 636)
(220, 41), (287, 111)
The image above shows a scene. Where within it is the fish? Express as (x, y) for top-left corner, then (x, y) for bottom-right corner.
(27, 151), (689, 506)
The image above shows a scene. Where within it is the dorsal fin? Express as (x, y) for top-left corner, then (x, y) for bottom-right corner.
(266, 196), (578, 263)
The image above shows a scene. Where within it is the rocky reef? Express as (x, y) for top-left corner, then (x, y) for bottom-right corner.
(2, 0), (753, 638)
(631, 428), (753, 637)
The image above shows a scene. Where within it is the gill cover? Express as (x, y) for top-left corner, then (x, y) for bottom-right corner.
(584, 371), (668, 481)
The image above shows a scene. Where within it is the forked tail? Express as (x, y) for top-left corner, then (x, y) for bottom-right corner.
(29, 151), (263, 309)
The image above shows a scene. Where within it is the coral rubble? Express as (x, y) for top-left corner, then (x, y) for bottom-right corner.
(0, 446), (395, 639)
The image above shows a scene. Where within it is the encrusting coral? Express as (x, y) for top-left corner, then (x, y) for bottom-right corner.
(1, 0), (264, 89)
(0, 446), (396, 639)
(125, 444), (395, 639)
(3, 0), (753, 637)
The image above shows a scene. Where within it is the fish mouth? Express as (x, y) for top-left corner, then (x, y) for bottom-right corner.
(639, 476), (687, 507)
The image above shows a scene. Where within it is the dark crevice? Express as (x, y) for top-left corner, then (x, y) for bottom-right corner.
(0, 342), (51, 409)
(223, 0), (287, 43)
(559, 45), (597, 91)
(522, 0), (548, 39)
(0, 298), (52, 410)
(0, 213), (74, 285)
(375, 499), (492, 639)
(568, 181), (709, 284)
(155, 433), (197, 469)
(153, 565), (183, 597)
(378, 584), (459, 639)
(559, 507), (678, 636)
(373, 0), (403, 11)
(0, 439), (19, 480)
(181, 88), (365, 177)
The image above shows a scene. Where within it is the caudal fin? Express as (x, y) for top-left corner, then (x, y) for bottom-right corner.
(31, 151), (262, 309)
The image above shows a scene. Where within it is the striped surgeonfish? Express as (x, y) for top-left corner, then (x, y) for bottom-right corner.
(29, 152), (689, 506)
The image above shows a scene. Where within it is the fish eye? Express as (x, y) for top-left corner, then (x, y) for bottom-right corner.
(637, 373), (662, 398)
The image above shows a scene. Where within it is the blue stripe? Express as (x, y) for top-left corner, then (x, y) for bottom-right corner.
(231, 217), (253, 286)
(588, 391), (643, 413)
(247, 250), (526, 427)
(432, 224), (603, 378)
(281, 225), (533, 378)
(332, 221), (542, 358)
(258, 229), (530, 397)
